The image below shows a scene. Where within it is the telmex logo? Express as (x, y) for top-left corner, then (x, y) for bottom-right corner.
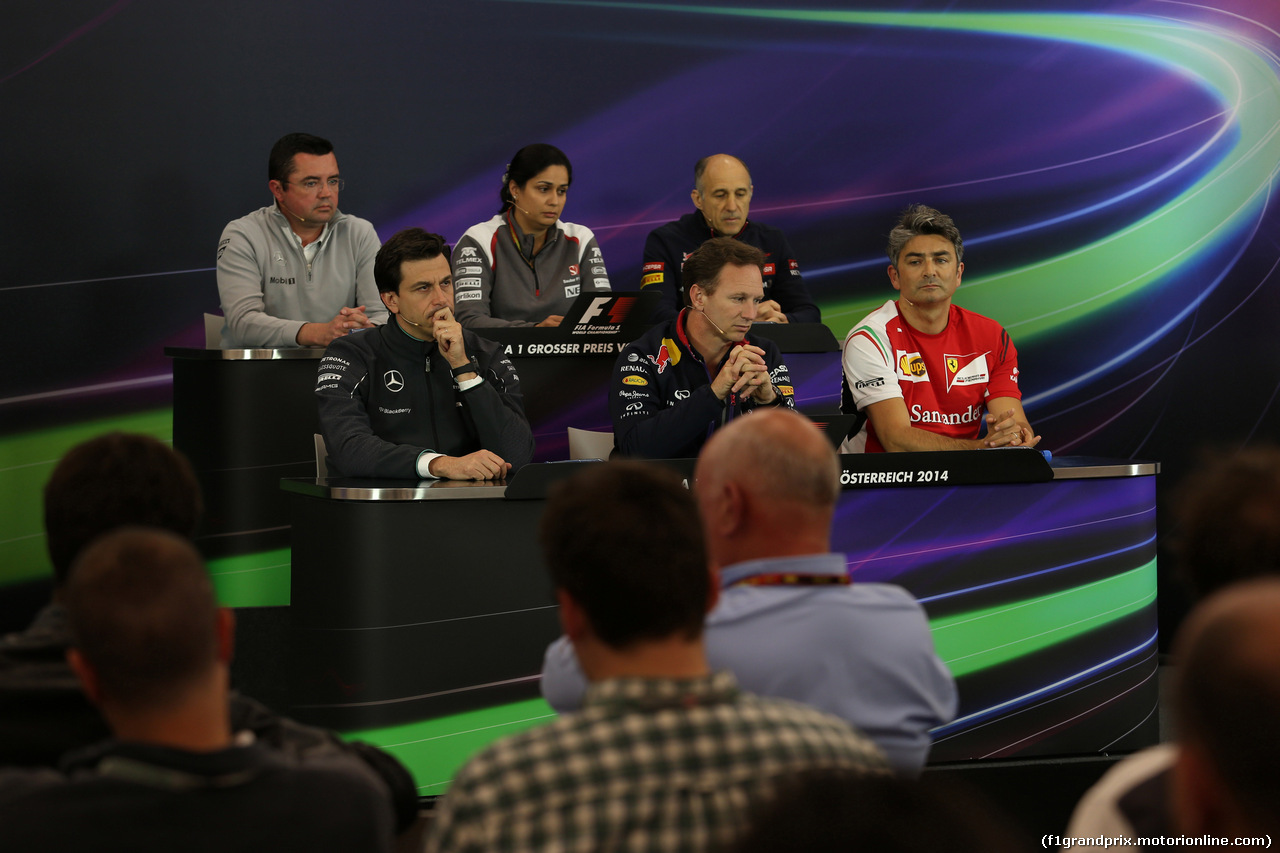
(459, 247), (477, 257)
(623, 376), (648, 386)
(899, 354), (926, 377)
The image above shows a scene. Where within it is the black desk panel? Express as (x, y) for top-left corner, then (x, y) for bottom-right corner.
(168, 347), (321, 558)
(280, 454), (1160, 765)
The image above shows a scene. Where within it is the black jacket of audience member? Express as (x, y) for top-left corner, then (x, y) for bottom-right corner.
(0, 603), (418, 830)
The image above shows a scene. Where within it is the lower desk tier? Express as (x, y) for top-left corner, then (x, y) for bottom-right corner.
(169, 333), (840, 560)
(276, 461), (1158, 789)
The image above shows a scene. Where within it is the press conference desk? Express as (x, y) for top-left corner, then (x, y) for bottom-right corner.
(167, 323), (840, 559)
(281, 451), (1160, 767)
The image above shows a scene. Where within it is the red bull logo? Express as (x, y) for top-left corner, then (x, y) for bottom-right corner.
(647, 338), (682, 373)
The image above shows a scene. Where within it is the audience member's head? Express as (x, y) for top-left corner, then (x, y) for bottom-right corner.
(732, 769), (1021, 853)
(1174, 444), (1280, 601)
(43, 433), (202, 588)
(1172, 578), (1280, 837)
(540, 461), (710, 650)
(63, 527), (226, 714)
(695, 409), (839, 567)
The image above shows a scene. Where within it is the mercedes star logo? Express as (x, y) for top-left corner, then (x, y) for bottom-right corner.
(384, 370), (405, 392)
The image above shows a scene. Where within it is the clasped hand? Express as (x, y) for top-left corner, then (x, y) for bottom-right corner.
(712, 344), (776, 404)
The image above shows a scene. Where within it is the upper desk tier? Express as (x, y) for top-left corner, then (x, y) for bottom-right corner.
(165, 322), (839, 558)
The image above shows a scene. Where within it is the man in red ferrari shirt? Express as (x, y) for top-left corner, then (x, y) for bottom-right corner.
(840, 205), (1039, 453)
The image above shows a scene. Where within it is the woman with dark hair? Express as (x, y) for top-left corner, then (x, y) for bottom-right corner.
(453, 144), (611, 328)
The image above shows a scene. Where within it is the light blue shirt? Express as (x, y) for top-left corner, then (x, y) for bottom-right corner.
(540, 553), (957, 775)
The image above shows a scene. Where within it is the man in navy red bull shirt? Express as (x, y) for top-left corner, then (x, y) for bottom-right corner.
(611, 238), (795, 459)
(641, 154), (820, 325)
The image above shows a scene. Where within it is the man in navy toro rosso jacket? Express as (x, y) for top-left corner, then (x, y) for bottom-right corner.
(612, 238), (796, 460)
(316, 229), (533, 479)
(641, 154), (820, 325)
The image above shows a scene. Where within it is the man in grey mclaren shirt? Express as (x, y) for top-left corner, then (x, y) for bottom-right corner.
(216, 133), (387, 348)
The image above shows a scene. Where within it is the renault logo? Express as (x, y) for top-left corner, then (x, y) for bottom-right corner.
(384, 370), (405, 392)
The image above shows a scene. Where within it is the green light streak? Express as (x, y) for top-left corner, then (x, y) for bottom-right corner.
(499, 1), (1280, 341)
(0, 409), (173, 587)
(930, 560), (1157, 677)
(343, 698), (557, 793)
(339, 562), (1157, 789)
(207, 548), (292, 608)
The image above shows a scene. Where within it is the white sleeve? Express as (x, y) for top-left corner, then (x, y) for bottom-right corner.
(842, 327), (902, 411)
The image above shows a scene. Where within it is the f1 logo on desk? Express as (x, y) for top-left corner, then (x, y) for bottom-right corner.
(564, 291), (657, 338)
(579, 295), (635, 326)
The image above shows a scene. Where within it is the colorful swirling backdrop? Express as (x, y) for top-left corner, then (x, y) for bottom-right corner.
(3, 0), (1279, 638)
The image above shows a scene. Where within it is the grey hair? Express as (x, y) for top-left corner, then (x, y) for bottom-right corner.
(886, 204), (964, 265)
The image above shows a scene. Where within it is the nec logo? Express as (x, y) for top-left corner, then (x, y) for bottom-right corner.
(580, 296), (635, 325)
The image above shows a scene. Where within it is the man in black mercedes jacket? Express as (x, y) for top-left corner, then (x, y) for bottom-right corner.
(641, 154), (821, 325)
(613, 238), (795, 459)
(316, 228), (534, 479)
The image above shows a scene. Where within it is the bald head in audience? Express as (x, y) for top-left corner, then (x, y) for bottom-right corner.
(1172, 578), (1280, 838)
(694, 408), (839, 568)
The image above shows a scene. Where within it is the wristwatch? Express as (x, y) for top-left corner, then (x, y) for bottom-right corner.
(451, 358), (479, 378)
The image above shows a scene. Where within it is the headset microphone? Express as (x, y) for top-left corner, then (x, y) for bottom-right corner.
(698, 307), (730, 339)
(279, 199), (307, 224)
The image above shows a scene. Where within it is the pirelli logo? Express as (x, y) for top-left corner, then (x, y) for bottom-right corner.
(642, 273), (663, 286)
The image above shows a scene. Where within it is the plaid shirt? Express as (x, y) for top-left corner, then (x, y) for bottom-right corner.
(427, 671), (887, 852)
